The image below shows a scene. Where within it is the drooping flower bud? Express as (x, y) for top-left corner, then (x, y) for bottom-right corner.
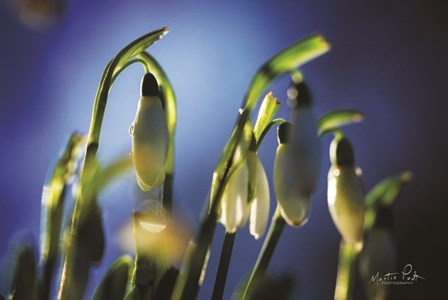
(273, 82), (321, 227)
(288, 82), (321, 194)
(219, 156), (250, 233)
(327, 137), (365, 250)
(247, 151), (270, 239)
(130, 73), (169, 191)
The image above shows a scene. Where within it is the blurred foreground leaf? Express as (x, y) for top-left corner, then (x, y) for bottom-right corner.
(39, 132), (85, 299)
(364, 171), (412, 231)
(233, 274), (294, 300)
(92, 256), (133, 300)
(8, 239), (37, 300)
(365, 171), (413, 208)
(153, 267), (180, 300)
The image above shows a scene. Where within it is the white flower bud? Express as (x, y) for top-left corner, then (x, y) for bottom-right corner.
(247, 152), (270, 239)
(131, 73), (169, 191)
(327, 137), (364, 250)
(274, 113), (320, 227)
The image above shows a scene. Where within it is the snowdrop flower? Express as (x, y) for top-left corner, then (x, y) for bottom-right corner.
(327, 137), (365, 250)
(247, 151), (270, 239)
(130, 73), (169, 191)
(219, 145), (270, 238)
(274, 82), (320, 227)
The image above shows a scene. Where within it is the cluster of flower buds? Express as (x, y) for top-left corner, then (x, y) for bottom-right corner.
(219, 81), (322, 236)
(274, 82), (320, 227)
(130, 73), (169, 192)
(327, 136), (365, 250)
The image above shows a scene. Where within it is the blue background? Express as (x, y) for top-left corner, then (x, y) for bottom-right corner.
(1, 0), (447, 299)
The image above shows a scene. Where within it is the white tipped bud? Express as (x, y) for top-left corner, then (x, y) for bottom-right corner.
(131, 74), (169, 191)
(274, 144), (310, 227)
(273, 111), (320, 227)
(327, 165), (364, 250)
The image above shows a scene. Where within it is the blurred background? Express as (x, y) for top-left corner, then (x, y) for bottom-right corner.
(1, 0), (447, 299)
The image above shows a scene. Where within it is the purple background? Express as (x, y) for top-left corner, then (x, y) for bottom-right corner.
(1, 0), (447, 299)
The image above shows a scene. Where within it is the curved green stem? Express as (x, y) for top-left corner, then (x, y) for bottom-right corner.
(112, 58), (150, 81)
(242, 207), (286, 300)
(212, 232), (236, 300)
(58, 28), (170, 300)
(137, 52), (177, 214)
(256, 118), (285, 151)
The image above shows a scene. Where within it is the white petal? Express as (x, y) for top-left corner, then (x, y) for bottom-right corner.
(220, 161), (249, 233)
(131, 96), (169, 191)
(249, 156), (270, 239)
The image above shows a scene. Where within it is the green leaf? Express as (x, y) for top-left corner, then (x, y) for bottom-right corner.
(78, 202), (105, 263)
(366, 171), (413, 208)
(318, 109), (364, 136)
(9, 239), (37, 300)
(92, 256), (133, 300)
(364, 171), (412, 231)
(245, 34), (330, 110)
(81, 156), (133, 206)
(115, 28), (168, 71)
(39, 132), (85, 300)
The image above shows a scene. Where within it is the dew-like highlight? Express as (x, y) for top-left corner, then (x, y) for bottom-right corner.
(134, 199), (167, 233)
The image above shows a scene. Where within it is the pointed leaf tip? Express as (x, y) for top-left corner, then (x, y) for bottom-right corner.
(318, 109), (364, 136)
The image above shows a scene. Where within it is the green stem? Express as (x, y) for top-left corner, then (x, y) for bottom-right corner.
(334, 241), (360, 300)
(59, 29), (170, 299)
(243, 207), (286, 300)
(256, 118), (285, 150)
(212, 232), (236, 300)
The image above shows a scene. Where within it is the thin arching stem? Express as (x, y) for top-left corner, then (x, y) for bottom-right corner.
(58, 28), (172, 299)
